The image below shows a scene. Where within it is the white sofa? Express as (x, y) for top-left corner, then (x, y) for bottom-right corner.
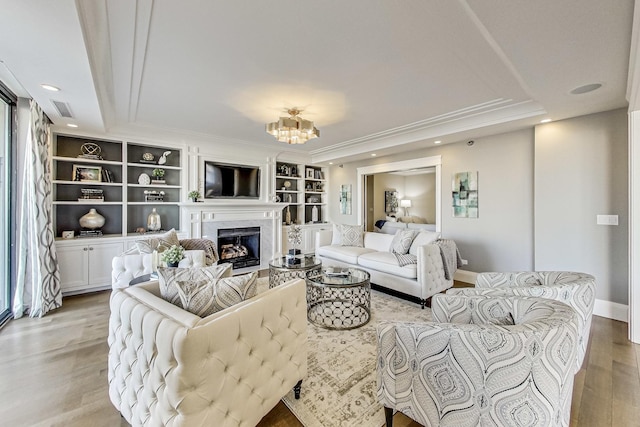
(108, 278), (308, 427)
(315, 229), (454, 307)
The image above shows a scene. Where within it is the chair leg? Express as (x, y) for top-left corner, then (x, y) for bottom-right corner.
(293, 380), (302, 399)
(384, 406), (394, 427)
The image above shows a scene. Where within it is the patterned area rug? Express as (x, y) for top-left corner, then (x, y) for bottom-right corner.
(260, 278), (432, 427)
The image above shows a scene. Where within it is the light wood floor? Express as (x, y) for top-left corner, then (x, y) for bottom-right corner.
(1, 291), (639, 427)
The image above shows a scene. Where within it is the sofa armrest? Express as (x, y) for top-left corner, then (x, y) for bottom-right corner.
(415, 243), (451, 299)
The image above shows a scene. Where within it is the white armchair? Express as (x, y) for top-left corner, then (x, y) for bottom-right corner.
(111, 250), (206, 289)
(377, 293), (580, 427)
(108, 278), (308, 426)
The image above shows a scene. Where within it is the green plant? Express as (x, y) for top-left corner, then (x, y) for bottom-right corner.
(160, 245), (185, 265)
(188, 190), (201, 200)
(152, 168), (165, 178)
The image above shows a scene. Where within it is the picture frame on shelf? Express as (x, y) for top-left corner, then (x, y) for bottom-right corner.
(306, 168), (314, 179)
(72, 164), (102, 182)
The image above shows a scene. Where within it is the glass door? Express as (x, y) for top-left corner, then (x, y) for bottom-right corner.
(0, 82), (15, 327)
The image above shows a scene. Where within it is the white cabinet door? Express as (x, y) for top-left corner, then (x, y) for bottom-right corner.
(58, 245), (90, 293)
(58, 240), (124, 294)
(88, 242), (124, 288)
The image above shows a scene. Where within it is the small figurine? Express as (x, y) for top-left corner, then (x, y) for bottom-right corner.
(158, 151), (171, 165)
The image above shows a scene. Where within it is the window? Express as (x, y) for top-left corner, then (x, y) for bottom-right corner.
(0, 80), (16, 327)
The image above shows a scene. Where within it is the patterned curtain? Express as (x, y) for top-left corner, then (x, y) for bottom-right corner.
(13, 100), (61, 318)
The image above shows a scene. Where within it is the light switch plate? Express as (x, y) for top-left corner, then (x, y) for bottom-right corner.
(597, 215), (619, 225)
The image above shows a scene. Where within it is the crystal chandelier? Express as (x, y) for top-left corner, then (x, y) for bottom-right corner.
(265, 109), (319, 144)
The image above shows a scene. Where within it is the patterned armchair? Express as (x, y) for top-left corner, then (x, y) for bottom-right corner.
(447, 271), (595, 370)
(377, 293), (580, 427)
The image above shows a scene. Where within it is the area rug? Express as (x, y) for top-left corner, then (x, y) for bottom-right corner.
(259, 278), (432, 427)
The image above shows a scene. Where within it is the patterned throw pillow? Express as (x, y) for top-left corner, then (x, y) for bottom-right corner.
(160, 269), (257, 317)
(339, 224), (364, 247)
(136, 228), (180, 253)
(158, 264), (232, 306)
(390, 229), (418, 255)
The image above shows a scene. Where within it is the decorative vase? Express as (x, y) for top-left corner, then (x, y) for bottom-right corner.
(285, 206), (291, 225)
(79, 208), (105, 230)
(312, 205), (319, 222)
(147, 208), (161, 231)
(166, 261), (179, 268)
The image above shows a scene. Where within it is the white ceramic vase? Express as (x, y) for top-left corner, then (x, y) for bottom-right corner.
(79, 208), (105, 230)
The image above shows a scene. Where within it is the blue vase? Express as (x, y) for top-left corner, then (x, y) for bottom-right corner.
(167, 261), (179, 268)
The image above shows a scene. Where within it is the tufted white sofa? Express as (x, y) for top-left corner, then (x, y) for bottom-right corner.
(377, 293), (580, 427)
(447, 271), (596, 371)
(108, 278), (308, 427)
(111, 250), (206, 289)
(315, 229), (454, 307)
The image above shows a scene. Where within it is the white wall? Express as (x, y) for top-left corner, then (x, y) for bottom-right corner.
(326, 108), (628, 308)
(535, 109), (628, 304)
(328, 127), (535, 273)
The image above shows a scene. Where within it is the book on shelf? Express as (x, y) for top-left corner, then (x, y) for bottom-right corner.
(77, 197), (104, 203)
(78, 230), (103, 238)
(151, 179), (166, 184)
(101, 169), (113, 183)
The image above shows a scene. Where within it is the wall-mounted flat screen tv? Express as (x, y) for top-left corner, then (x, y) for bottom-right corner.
(204, 161), (260, 199)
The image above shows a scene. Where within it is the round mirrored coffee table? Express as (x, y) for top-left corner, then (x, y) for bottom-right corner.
(268, 256), (322, 288)
(306, 267), (371, 330)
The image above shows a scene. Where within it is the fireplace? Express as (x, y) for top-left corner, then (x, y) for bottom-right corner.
(217, 227), (261, 269)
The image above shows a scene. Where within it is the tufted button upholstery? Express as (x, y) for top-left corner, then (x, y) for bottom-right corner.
(108, 278), (307, 426)
(111, 250), (206, 289)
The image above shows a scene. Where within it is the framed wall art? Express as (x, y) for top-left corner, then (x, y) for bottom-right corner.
(452, 171), (478, 218)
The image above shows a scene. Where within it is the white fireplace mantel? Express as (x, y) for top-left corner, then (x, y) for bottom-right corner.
(179, 202), (284, 270)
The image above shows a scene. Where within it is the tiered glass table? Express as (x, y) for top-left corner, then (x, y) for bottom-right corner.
(268, 256), (322, 288)
(306, 267), (371, 330)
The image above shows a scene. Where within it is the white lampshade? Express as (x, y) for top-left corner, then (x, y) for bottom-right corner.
(400, 199), (412, 208)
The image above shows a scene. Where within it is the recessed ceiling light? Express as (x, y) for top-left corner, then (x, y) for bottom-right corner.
(540, 119), (552, 123)
(329, 162), (333, 165)
(41, 84), (60, 92)
(434, 140), (442, 144)
(570, 83), (602, 95)
(371, 153), (377, 157)
(66, 123), (78, 128)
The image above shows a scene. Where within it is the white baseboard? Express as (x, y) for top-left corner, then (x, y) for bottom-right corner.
(593, 299), (628, 322)
(454, 269), (477, 284)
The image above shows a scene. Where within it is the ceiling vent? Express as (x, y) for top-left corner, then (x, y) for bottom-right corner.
(51, 100), (74, 118)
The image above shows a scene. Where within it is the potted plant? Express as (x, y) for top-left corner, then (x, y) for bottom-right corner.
(151, 168), (165, 183)
(188, 190), (201, 202)
(161, 244), (184, 267)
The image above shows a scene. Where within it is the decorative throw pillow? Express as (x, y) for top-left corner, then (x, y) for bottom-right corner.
(161, 270), (257, 317)
(158, 263), (233, 306)
(331, 223), (343, 245)
(136, 228), (180, 253)
(390, 229), (418, 255)
(339, 224), (364, 247)
(408, 231), (441, 256)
